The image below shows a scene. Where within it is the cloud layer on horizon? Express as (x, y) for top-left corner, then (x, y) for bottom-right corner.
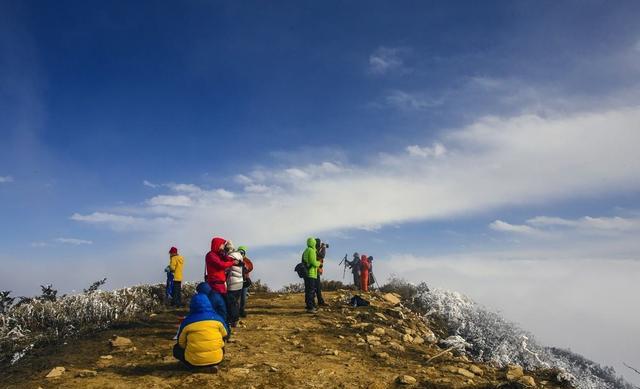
(70, 106), (640, 253)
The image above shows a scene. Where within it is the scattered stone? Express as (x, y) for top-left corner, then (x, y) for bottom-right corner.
(229, 368), (250, 375)
(366, 335), (381, 343)
(374, 312), (388, 320)
(109, 335), (133, 348)
(161, 356), (175, 363)
(321, 349), (339, 356)
(99, 355), (113, 360)
(45, 366), (65, 378)
(372, 327), (386, 336)
(506, 365), (524, 381)
(411, 336), (425, 345)
(402, 328), (414, 335)
(388, 342), (406, 352)
(375, 352), (390, 359)
(383, 293), (401, 305)
(338, 335), (345, 339)
(425, 367), (438, 377)
(149, 313), (157, 317)
(269, 366), (279, 372)
(456, 368), (475, 378)
(519, 375), (536, 387)
(397, 375), (417, 385)
(402, 334), (414, 343)
(75, 369), (97, 378)
(468, 365), (483, 376)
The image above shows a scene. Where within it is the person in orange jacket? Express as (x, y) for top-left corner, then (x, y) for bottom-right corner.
(359, 254), (371, 292)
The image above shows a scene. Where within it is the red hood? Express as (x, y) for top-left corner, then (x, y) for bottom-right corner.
(211, 237), (226, 252)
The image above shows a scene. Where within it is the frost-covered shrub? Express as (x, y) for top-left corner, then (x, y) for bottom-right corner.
(0, 282), (196, 366)
(379, 276), (430, 311)
(279, 283), (305, 293)
(249, 279), (270, 293)
(419, 288), (633, 389)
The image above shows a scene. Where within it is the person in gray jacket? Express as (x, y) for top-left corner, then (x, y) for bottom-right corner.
(225, 251), (244, 327)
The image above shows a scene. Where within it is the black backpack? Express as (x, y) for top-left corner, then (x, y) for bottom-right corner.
(294, 252), (308, 278)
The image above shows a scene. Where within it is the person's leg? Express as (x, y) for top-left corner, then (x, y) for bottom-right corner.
(227, 290), (241, 326)
(353, 272), (360, 289)
(304, 277), (314, 310)
(361, 273), (368, 292)
(315, 276), (325, 305)
(239, 287), (248, 317)
(173, 281), (182, 307)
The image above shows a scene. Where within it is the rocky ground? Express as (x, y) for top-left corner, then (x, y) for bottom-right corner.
(1, 291), (572, 388)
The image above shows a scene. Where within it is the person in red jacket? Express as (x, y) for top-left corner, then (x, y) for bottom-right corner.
(205, 237), (239, 323)
(359, 254), (370, 292)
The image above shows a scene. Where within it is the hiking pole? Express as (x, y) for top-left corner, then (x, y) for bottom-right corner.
(339, 254), (347, 279)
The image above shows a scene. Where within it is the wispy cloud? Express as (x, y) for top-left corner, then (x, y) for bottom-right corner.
(384, 90), (443, 110)
(489, 220), (540, 235)
(70, 106), (640, 250)
(368, 46), (410, 75)
(55, 237), (93, 245)
(0, 176), (14, 183)
(143, 180), (158, 188)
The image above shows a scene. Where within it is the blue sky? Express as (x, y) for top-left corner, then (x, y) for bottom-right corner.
(2, 0), (640, 382)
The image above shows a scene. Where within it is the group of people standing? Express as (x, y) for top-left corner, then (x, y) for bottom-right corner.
(346, 252), (374, 292)
(164, 237), (254, 370)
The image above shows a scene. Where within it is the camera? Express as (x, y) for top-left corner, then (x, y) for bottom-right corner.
(323, 243), (329, 248)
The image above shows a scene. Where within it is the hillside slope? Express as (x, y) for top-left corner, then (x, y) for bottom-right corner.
(1, 291), (570, 388)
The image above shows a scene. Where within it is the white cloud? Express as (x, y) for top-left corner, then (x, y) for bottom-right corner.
(55, 237), (93, 245)
(148, 195), (193, 207)
(71, 106), (640, 251)
(0, 175), (14, 183)
(143, 180), (158, 188)
(384, 90), (442, 110)
(489, 220), (539, 234)
(167, 183), (203, 194)
(234, 174), (253, 185)
(406, 142), (447, 158)
(368, 47), (406, 75)
(528, 215), (640, 232)
(70, 212), (173, 231)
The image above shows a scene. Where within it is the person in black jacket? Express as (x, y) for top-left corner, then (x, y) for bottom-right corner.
(314, 238), (327, 307)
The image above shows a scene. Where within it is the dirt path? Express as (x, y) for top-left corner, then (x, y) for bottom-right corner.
(1, 291), (566, 388)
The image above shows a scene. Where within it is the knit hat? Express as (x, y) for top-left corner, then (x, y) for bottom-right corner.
(169, 247), (178, 254)
(238, 245), (248, 255)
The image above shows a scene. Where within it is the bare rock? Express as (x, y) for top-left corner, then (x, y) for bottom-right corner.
(366, 335), (381, 343)
(45, 366), (65, 378)
(374, 312), (388, 320)
(397, 375), (417, 385)
(519, 375), (536, 387)
(402, 334), (414, 343)
(506, 365), (524, 381)
(411, 336), (425, 345)
(76, 369), (98, 378)
(388, 341), (406, 352)
(375, 352), (390, 359)
(109, 335), (133, 348)
(229, 368), (250, 375)
(468, 365), (484, 376)
(457, 368), (475, 378)
(382, 293), (401, 305)
(99, 355), (113, 360)
(372, 327), (386, 336)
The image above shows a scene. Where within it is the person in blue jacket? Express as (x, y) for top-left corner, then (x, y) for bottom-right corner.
(196, 282), (231, 335)
(173, 293), (228, 368)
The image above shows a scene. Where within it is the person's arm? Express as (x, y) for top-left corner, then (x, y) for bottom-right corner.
(217, 320), (228, 340)
(169, 256), (177, 273)
(178, 326), (188, 349)
(306, 248), (320, 268)
(244, 258), (253, 274)
(207, 252), (235, 270)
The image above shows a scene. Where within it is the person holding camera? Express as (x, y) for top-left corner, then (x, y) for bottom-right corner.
(205, 237), (240, 324)
(225, 250), (244, 327)
(238, 246), (254, 318)
(302, 237), (321, 313)
(315, 238), (328, 307)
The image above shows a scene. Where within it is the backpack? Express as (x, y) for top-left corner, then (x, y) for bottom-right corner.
(294, 252), (309, 278)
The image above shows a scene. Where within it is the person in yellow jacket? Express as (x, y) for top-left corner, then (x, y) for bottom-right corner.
(173, 291), (228, 368)
(169, 246), (184, 307)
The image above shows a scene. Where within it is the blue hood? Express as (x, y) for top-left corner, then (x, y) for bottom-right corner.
(177, 293), (228, 336)
(196, 281), (212, 295)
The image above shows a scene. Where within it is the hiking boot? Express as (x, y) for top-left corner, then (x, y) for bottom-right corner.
(306, 308), (318, 313)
